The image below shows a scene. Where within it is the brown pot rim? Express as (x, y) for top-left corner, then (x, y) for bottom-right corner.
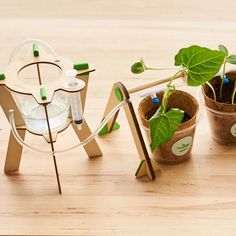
(201, 80), (236, 114)
(201, 86), (236, 108)
(138, 90), (199, 133)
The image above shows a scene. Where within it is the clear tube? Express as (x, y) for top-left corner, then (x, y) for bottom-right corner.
(9, 101), (126, 154)
(9, 80), (203, 155)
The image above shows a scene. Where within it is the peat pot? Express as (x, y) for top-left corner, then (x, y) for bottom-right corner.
(138, 90), (199, 164)
(201, 75), (236, 145)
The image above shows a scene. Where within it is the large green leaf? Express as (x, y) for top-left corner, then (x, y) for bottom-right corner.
(175, 45), (225, 86)
(148, 108), (184, 151)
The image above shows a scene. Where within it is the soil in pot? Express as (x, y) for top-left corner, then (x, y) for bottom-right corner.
(202, 73), (236, 145)
(138, 90), (199, 164)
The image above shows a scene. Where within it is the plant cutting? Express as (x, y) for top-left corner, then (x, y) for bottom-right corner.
(131, 45), (226, 163)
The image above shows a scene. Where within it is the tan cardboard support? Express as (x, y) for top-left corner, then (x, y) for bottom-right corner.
(0, 60), (102, 193)
(4, 130), (26, 173)
(72, 73), (102, 158)
(0, 85), (26, 173)
(100, 71), (185, 179)
(100, 82), (160, 180)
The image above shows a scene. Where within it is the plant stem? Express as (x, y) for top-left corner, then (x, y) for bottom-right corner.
(232, 81), (236, 104)
(162, 70), (183, 114)
(206, 82), (216, 101)
(168, 71), (182, 85)
(162, 88), (173, 114)
(220, 60), (227, 100)
(146, 67), (179, 71)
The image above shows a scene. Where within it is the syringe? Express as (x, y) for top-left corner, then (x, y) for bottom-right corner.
(65, 69), (84, 127)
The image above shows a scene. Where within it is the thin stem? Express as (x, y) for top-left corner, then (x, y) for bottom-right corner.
(206, 81), (216, 101)
(232, 81), (236, 104)
(161, 70), (183, 114)
(220, 60), (227, 100)
(168, 70), (184, 86)
(162, 88), (173, 114)
(146, 67), (179, 71)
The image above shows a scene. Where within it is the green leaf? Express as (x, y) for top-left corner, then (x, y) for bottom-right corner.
(148, 108), (184, 151)
(218, 44), (228, 56)
(227, 55), (236, 64)
(131, 58), (146, 74)
(175, 45), (225, 86)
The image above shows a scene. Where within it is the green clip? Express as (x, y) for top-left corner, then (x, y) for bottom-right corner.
(98, 122), (120, 135)
(114, 87), (123, 101)
(0, 73), (6, 80)
(135, 160), (145, 176)
(33, 43), (39, 57)
(73, 63), (89, 70)
(40, 87), (47, 100)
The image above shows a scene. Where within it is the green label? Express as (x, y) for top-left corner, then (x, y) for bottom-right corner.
(171, 136), (193, 156)
(230, 124), (236, 137)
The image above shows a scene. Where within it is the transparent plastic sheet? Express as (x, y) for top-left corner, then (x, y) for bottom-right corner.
(9, 38), (58, 64)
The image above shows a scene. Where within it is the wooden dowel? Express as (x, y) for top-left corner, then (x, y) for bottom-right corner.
(128, 71), (184, 94)
(44, 105), (62, 194)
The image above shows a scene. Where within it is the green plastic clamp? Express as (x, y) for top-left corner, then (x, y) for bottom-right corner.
(33, 43), (39, 57)
(114, 87), (123, 101)
(73, 63), (89, 70)
(0, 73), (6, 80)
(135, 160), (145, 176)
(40, 87), (47, 100)
(98, 122), (120, 135)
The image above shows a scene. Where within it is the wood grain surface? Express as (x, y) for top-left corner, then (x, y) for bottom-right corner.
(1, 0), (236, 235)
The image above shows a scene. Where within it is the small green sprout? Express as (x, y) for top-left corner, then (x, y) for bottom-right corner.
(218, 44), (236, 104)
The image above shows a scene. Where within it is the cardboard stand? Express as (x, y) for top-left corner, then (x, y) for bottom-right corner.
(100, 71), (184, 179)
(0, 41), (102, 193)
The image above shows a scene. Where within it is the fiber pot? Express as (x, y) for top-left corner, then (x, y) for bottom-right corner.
(138, 90), (199, 164)
(201, 73), (236, 145)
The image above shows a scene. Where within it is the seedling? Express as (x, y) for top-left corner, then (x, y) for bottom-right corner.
(131, 45), (225, 151)
(217, 45), (236, 104)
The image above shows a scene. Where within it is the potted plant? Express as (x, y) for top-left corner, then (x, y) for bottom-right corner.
(200, 45), (236, 145)
(131, 45), (226, 164)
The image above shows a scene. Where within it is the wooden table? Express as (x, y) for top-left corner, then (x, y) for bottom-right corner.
(1, 0), (236, 235)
